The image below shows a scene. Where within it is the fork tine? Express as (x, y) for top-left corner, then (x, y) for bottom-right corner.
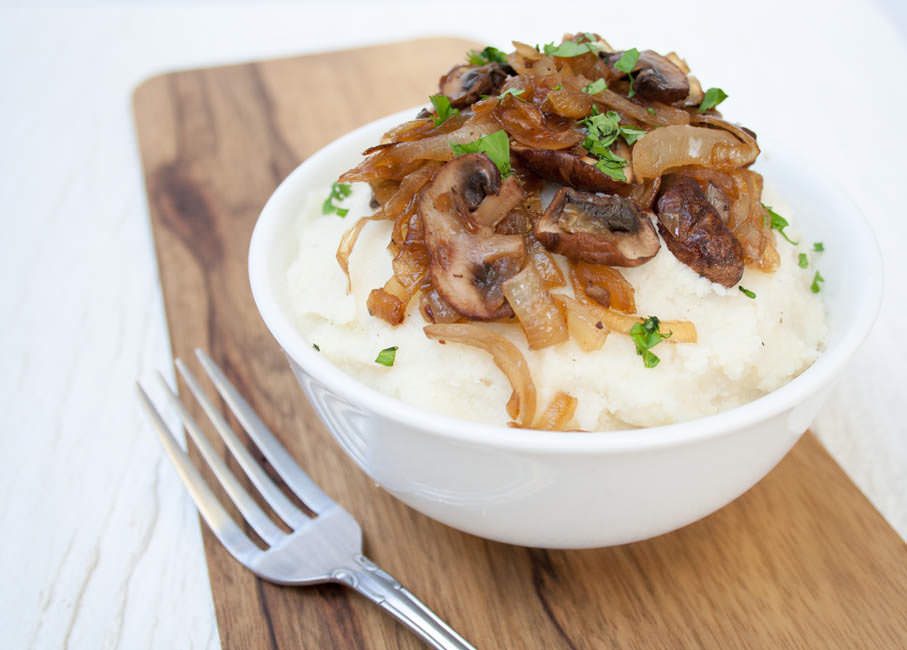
(153, 373), (286, 546)
(195, 349), (335, 515)
(137, 383), (262, 564)
(176, 359), (309, 529)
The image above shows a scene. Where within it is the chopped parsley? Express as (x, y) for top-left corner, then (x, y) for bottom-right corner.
(582, 78), (607, 94)
(450, 130), (511, 176)
(798, 253), (809, 268)
(322, 182), (352, 217)
(312, 343), (320, 351)
(762, 203), (798, 245)
(646, 107), (657, 115)
(813, 242), (825, 252)
(552, 83), (563, 90)
(613, 48), (640, 97)
(375, 346), (399, 367)
(810, 271), (825, 293)
(542, 39), (599, 57)
(498, 87), (525, 100)
(698, 87), (728, 113)
(579, 107), (646, 181)
(467, 45), (508, 66)
(629, 316), (671, 368)
(429, 94), (459, 126)
(739, 286), (757, 299)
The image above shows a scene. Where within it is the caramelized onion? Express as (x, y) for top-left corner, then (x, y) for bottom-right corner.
(367, 287), (406, 326)
(599, 310), (697, 342)
(552, 294), (609, 352)
(533, 391), (578, 430)
(632, 125), (759, 180)
(424, 323), (537, 426)
(527, 237), (565, 288)
(502, 263), (569, 349)
(493, 95), (583, 150)
(571, 262), (636, 313)
(336, 216), (373, 292)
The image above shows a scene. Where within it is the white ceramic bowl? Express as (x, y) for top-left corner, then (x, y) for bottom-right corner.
(249, 108), (882, 549)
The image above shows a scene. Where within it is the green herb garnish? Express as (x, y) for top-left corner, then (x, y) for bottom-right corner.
(798, 253), (809, 268)
(614, 48), (640, 97)
(810, 271), (824, 293)
(646, 107), (657, 115)
(429, 94), (459, 126)
(552, 83), (563, 90)
(698, 87), (728, 113)
(450, 130), (511, 176)
(813, 242), (825, 252)
(498, 87), (525, 100)
(323, 182), (352, 217)
(582, 78), (607, 94)
(312, 343), (320, 351)
(375, 346), (399, 367)
(542, 40), (599, 57)
(739, 286), (756, 299)
(762, 203), (798, 245)
(629, 316), (671, 368)
(467, 45), (508, 66)
(579, 107), (646, 181)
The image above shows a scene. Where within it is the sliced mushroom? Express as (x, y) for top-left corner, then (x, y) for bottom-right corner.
(439, 63), (510, 108)
(605, 50), (689, 104)
(534, 188), (660, 266)
(655, 175), (744, 287)
(513, 148), (630, 194)
(419, 153), (527, 320)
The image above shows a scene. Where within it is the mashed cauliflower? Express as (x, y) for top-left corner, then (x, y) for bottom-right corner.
(285, 182), (826, 430)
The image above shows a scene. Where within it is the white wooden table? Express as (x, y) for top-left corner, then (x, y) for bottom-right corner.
(2, 2), (904, 648)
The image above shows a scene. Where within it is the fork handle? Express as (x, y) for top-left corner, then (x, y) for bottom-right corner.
(332, 554), (477, 650)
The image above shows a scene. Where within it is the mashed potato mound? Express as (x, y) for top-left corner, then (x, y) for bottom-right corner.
(286, 182), (827, 430)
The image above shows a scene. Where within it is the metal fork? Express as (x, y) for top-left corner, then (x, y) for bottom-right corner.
(138, 349), (475, 650)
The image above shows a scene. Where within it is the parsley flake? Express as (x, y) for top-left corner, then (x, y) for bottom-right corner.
(646, 107), (657, 115)
(467, 45), (508, 66)
(739, 286), (757, 299)
(323, 182), (352, 216)
(312, 343), (320, 351)
(450, 130), (511, 176)
(498, 87), (525, 100)
(543, 40), (599, 57)
(762, 203), (798, 245)
(810, 271), (825, 293)
(429, 94), (459, 126)
(614, 48), (640, 98)
(375, 346), (399, 367)
(579, 107), (646, 181)
(813, 242), (825, 252)
(698, 87), (728, 113)
(798, 253), (809, 268)
(582, 78), (607, 94)
(629, 316), (671, 368)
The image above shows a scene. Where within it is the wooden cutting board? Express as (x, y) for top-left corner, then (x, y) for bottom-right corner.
(133, 38), (907, 649)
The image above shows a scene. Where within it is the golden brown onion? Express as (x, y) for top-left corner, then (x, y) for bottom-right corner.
(552, 294), (609, 352)
(424, 323), (537, 426)
(501, 263), (569, 350)
(632, 125), (759, 180)
(533, 391), (578, 430)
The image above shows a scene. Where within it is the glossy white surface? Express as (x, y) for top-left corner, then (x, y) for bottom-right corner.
(2, 1), (905, 646)
(250, 109), (881, 547)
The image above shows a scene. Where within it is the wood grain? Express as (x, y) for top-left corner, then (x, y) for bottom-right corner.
(133, 38), (907, 649)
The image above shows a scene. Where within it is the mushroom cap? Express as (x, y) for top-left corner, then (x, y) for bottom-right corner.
(419, 153), (527, 320)
(534, 188), (660, 266)
(513, 148), (631, 195)
(439, 63), (510, 109)
(655, 175), (744, 287)
(605, 49), (690, 104)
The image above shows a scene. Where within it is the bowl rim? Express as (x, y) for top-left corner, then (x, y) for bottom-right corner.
(248, 107), (883, 454)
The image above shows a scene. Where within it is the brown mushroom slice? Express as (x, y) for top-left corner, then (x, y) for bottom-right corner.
(419, 153), (527, 320)
(513, 148), (630, 194)
(534, 188), (660, 267)
(655, 175), (744, 287)
(605, 50), (689, 104)
(439, 63), (510, 109)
